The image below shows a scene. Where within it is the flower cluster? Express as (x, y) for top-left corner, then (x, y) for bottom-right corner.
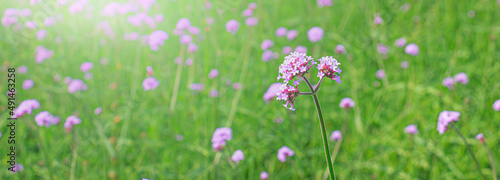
(277, 146), (295, 162)
(276, 84), (299, 111)
(317, 56), (342, 83)
(64, 115), (81, 130)
(35, 111), (60, 127)
(277, 52), (314, 82)
(13, 99), (40, 118)
(211, 127), (232, 151)
(437, 111), (460, 134)
(404, 124), (418, 134)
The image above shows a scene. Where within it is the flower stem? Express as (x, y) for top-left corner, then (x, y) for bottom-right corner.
(303, 77), (336, 180)
(451, 124), (486, 179)
(169, 45), (185, 113)
(322, 110), (348, 180)
(483, 142), (498, 180)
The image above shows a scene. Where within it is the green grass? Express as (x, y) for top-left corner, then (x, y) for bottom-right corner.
(0, 0), (499, 179)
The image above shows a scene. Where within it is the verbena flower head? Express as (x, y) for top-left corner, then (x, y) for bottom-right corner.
(329, 130), (342, 141)
(64, 115), (81, 130)
(395, 38), (407, 47)
(286, 30), (298, 41)
(148, 30), (169, 51)
(475, 133), (485, 143)
(317, 56), (341, 83)
(454, 72), (468, 85)
(493, 99), (500, 111)
(35, 111), (60, 127)
(437, 111), (460, 134)
(260, 171), (269, 180)
(190, 83), (204, 91)
(242, 9), (253, 17)
(339, 97), (355, 109)
(404, 124), (418, 134)
(377, 43), (388, 55)
(401, 61), (409, 69)
(275, 27), (287, 37)
(209, 89), (218, 98)
(261, 39), (273, 50)
(22, 79), (34, 90)
(68, 79), (88, 93)
(404, 43), (419, 56)
(211, 127), (232, 151)
(262, 50), (273, 62)
(245, 17), (258, 26)
(179, 34), (192, 44)
(307, 27), (324, 43)
(94, 107), (102, 115)
(295, 46), (307, 53)
(277, 146), (294, 162)
(276, 84), (299, 111)
(225, 19), (240, 34)
(376, 69), (385, 79)
(335, 44), (346, 54)
(176, 18), (191, 30)
(80, 62), (93, 72)
(208, 69), (219, 79)
(142, 77), (159, 91)
(35, 46), (54, 63)
(231, 150), (245, 162)
(282, 46), (292, 55)
(442, 76), (455, 90)
(374, 13), (383, 25)
(277, 52), (314, 82)
(36, 29), (47, 40)
(317, 0), (332, 7)
(18, 65), (28, 74)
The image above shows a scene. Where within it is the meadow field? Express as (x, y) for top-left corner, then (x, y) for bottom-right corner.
(1, 0), (499, 179)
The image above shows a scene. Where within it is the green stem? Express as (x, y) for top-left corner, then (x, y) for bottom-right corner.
(483, 142), (498, 180)
(303, 77), (336, 180)
(451, 124), (486, 179)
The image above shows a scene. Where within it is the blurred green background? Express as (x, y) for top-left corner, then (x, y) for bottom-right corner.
(0, 0), (499, 179)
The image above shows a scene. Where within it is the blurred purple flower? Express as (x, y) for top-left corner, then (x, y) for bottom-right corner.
(142, 77), (159, 91)
(80, 62), (93, 72)
(64, 115), (81, 130)
(231, 150), (245, 162)
(307, 27), (324, 43)
(22, 79), (34, 90)
(339, 97), (355, 109)
(245, 17), (258, 26)
(376, 69), (385, 79)
(263, 82), (283, 102)
(404, 43), (419, 56)
(454, 72), (468, 85)
(261, 39), (273, 50)
(209, 69), (219, 79)
(395, 38), (406, 47)
(35, 111), (60, 127)
(275, 27), (287, 37)
(404, 124), (418, 134)
(286, 30), (298, 41)
(277, 146), (294, 162)
(226, 19), (240, 34)
(335, 45), (346, 54)
(329, 130), (342, 141)
(190, 83), (204, 91)
(442, 77), (455, 90)
(437, 111), (460, 134)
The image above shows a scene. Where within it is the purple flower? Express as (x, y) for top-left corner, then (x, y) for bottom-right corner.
(18, 65), (28, 74)
(262, 50), (273, 62)
(376, 69), (385, 79)
(404, 43), (419, 56)
(209, 69), (219, 79)
(11, 163), (23, 173)
(329, 130), (342, 141)
(278, 52), (314, 83)
(94, 107), (102, 115)
(226, 19), (240, 34)
(294, 46), (307, 53)
(209, 89), (218, 98)
(176, 18), (191, 30)
(339, 97), (355, 109)
(277, 146), (294, 162)
(261, 39), (273, 50)
(187, 26), (200, 35)
(25, 20), (37, 29)
(437, 111), (460, 134)
(35, 46), (54, 63)
(374, 13), (383, 25)
(275, 27), (287, 37)
(80, 62), (93, 72)
(13, 99), (40, 118)
(211, 127), (232, 151)
(260, 171), (269, 180)
(242, 9), (253, 17)
(180, 34), (192, 44)
(264, 82), (283, 102)
(233, 82), (242, 90)
(36, 29), (47, 40)
(175, 57), (182, 64)
(185, 58), (193, 66)
(442, 77), (455, 90)
(493, 99), (500, 111)
(307, 27), (324, 43)
(317, 56), (342, 83)
(335, 45), (346, 54)
(404, 124), (418, 134)
(395, 38), (407, 47)
(190, 83), (204, 91)
(401, 61), (409, 69)
(22, 79), (34, 90)
(377, 43), (388, 55)
(276, 84), (299, 111)
(142, 77), (159, 91)
(231, 150), (245, 162)
(475, 133), (485, 143)
(68, 79), (88, 93)
(188, 43), (198, 53)
(248, 3), (257, 10)
(282, 46), (293, 55)
(64, 115), (81, 130)
(148, 30), (169, 51)
(245, 17), (258, 26)
(317, 0), (332, 7)
(454, 72), (468, 85)
(35, 111), (60, 127)
(206, 17), (214, 25)
(286, 30), (298, 41)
